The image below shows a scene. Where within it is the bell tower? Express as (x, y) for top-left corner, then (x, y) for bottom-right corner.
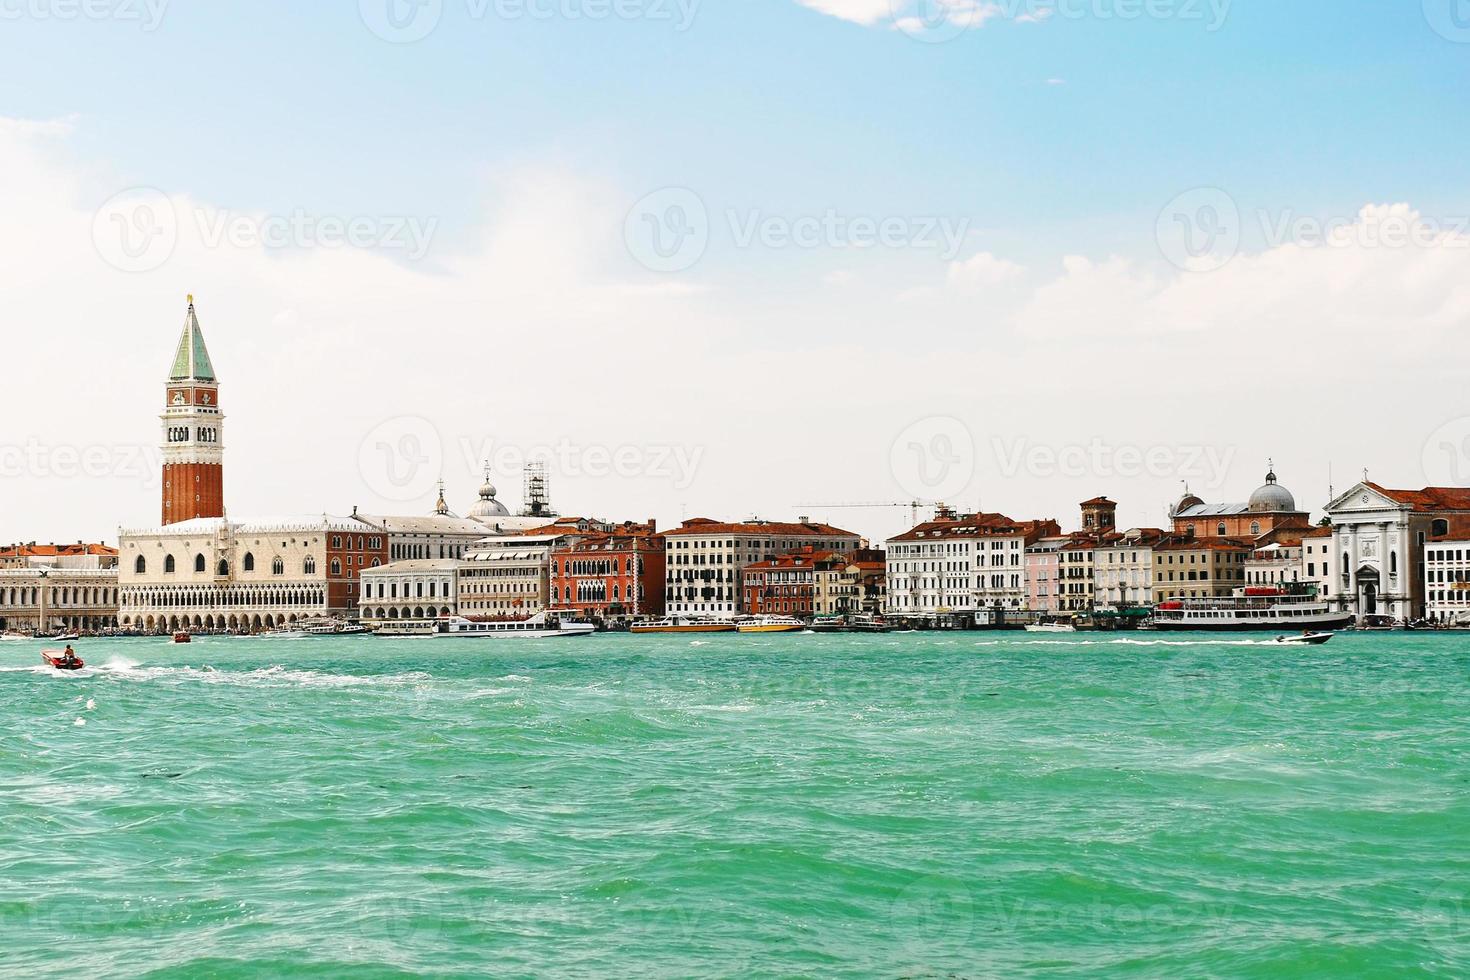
(161, 295), (226, 525)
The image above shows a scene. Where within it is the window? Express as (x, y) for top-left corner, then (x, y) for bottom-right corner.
(135, 555), (147, 574)
(304, 556), (317, 575)
(331, 559), (342, 576)
(273, 557), (285, 576)
(217, 560), (229, 577)
(244, 553), (255, 572)
(1250, 521), (1261, 536)
(1217, 523), (1227, 537)
(164, 555), (176, 574)
(194, 554), (206, 573)
(1433, 519), (1449, 537)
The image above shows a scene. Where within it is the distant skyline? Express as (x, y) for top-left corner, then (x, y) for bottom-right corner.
(3, 2), (1470, 546)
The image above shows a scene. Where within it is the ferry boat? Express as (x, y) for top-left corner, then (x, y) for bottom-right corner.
(375, 613), (593, 640)
(1150, 592), (1352, 632)
(629, 616), (737, 634)
(736, 616), (805, 634)
(303, 620), (371, 637)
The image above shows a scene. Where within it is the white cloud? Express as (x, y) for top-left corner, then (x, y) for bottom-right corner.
(798, 0), (1007, 33)
(793, 0), (894, 26)
(947, 251), (1026, 288)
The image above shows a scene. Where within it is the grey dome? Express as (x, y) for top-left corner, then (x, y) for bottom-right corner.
(1248, 468), (1296, 513)
(467, 470), (509, 519)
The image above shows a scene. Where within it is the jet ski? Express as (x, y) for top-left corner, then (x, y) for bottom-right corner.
(42, 651), (85, 671)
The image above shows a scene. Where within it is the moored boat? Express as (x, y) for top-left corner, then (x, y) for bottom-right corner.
(736, 616), (805, 634)
(430, 613), (594, 640)
(630, 616), (738, 634)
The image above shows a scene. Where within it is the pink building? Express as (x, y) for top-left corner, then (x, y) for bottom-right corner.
(1025, 536), (1070, 613)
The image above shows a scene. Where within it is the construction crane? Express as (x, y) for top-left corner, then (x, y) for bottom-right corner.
(794, 500), (939, 529)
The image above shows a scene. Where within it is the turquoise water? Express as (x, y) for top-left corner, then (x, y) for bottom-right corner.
(3, 632), (1468, 978)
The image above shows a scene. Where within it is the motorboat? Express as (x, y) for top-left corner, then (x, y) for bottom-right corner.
(42, 650), (85, 671)
(630, 616), (738, 634)
(1025, 620), (1077, 633)
(736, 616), (805, 634)
(172, 632), (192, 644)
(1275, 632), (1335, 646)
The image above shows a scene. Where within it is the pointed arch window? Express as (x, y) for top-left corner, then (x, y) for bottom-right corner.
(217, 560), (229, 577)
(272, 557), (285, 576)
(244, 553), (255, 572)
(194, 554), (206, 573)
(331, 559), (342, 576)
(135, 555), (147, 574)
(304, 556), (317, 575)
(165, 555), (176, 574)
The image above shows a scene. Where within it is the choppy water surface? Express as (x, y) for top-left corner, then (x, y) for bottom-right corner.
(3, 631), (1469, 977)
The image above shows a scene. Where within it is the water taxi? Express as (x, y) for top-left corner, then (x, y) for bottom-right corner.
(736, 616), (805, 634)
(629, 616), (738, 634)
(1025, 619), (1077, 633)
(430, 614), (594, 640)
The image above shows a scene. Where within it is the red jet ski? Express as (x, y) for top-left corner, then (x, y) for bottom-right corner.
(42, 651), (85, 671)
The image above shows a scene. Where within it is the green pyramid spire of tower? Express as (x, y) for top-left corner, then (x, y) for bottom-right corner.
(170, 294), (216, 382)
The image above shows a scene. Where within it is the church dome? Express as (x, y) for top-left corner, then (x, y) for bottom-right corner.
(467, 468), (509, 519)
(1172, 485), (1204, 517)
(1248, 466), (1296, 513)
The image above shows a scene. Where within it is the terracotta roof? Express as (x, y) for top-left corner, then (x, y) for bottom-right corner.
(1156, 536), (1254, 552)
(666, 518), (858, 538)
(1080, 496), (1116, 506)
(1299, 525), (1334, 538)
(0, 543), (118, 558)
(1364, 483), (1470, 513)
(889, 514), (1061, 543)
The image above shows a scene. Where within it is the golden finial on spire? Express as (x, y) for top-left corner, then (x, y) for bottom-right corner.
(187, 293), (194, 306)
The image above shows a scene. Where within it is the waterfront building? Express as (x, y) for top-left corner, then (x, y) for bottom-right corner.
(359, 559), (462, 622)
(160, 297), (225, 525)
(813, 549), (886, 617)
(549, 521), (665, 621)
(1093, 528), (1167, 609)
(1424, 537), (1470, 625)
(1244, 541), (1304, 588)
(664, 518), (862, 617)
(1152, 537), (1252, 602)
(1024, 536), (1071, 614)
(456, 520), (609, 618)
(1323, 481), (1470, 622)
(742, 548), (819, 617)
(1057, 532), (1109, 613)
(1080, 496), (1118, 532)
(1298, 525), (1336, 599)
(119, 516), (388, 632)
(0, 543), (120, 633)
(886, 513), (1060, 623)
(1169, 465), (1311, 541)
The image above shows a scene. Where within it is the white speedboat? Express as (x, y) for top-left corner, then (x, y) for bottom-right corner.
(258, 626), (308, 639)
(1025, 621), (1077, 633)
(736, 616), (805, 634)
(1274, 632), (1335, 646)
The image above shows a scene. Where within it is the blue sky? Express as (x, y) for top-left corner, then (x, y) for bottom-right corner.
(6, 0), (1467, 264)
(3, 1), (1470, 543)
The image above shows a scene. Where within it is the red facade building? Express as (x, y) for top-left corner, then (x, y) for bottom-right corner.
(742, 547), (821, 617)
(549, 521), (665, 620)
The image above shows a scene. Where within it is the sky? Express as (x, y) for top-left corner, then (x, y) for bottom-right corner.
(2, 0), (1469, 547)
